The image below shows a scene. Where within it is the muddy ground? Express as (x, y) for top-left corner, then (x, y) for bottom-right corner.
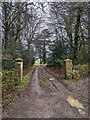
(2, 66), (89, 118)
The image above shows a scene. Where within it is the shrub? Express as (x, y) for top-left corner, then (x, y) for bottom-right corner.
(17, 65), (36, 91)
(73, 64), (89, 79)
(73, 70), (80, 80)
(2, 60), (15, 70)
(2, 70), (19, 100)
(2, 66), (35, 108)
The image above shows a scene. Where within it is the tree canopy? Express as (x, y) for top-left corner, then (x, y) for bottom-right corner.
(1, 2), (89, 69)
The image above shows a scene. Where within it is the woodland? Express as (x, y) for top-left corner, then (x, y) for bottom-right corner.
(0, 2), (90, 118)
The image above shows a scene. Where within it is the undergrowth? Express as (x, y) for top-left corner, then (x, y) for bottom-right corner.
(17, 65), (36, 91)
(2, 65), (36, 108)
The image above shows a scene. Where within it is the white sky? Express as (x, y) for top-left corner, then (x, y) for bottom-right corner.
(0, 0), (90, 2)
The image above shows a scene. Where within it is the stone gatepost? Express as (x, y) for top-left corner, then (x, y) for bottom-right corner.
(64, 59), (73, 80)
(15, 58), (23, 80)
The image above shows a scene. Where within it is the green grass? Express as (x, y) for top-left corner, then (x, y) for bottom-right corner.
(34, 59), (40, 65)
(2, 69), (9, 72)
(41, 64), (47, 67)
(17, 73), (31, 91)
(34, 59), (47, 66)
(2, 65), (36, 108)
(17, 65), (36, 91)
(38, 66), (50, 87)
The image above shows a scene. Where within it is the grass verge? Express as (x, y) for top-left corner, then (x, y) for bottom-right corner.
(2, 65), (36, 108)
(43, 66), (69, 87)
(17, 65), (36, 91)
(38, 66), (50, 87)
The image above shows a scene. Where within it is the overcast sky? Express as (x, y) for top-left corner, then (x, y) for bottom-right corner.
(0, 0), (90, 2)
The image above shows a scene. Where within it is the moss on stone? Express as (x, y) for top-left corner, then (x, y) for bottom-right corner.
(65, 59), (72, 62)
(66, 73), (72, 80)
(15, 58), (23, 61)
(73, 70), (80, 80)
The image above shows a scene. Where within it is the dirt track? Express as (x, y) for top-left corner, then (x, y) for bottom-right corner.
(2, 66), (88, 118)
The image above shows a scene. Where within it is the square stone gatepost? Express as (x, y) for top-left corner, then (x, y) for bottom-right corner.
(64, 59), (73, 80)
(15, 58), (23, 80)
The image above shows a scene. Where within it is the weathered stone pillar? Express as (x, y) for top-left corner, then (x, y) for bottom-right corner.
(64, 59), (73, 80)
(15, 58), (23, 80)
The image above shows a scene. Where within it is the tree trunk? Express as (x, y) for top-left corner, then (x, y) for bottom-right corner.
(88, 3), (90, 72)
(43, 39), (46, 64)
(3, 3), (8, 50)
(73, 8), (81, 63)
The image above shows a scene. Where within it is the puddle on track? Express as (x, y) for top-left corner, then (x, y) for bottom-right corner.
(67, 95), (85, 115)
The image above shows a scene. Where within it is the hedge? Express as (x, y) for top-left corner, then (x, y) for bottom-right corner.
(73, 64), (89, 80)
(2, 70), (19, 101)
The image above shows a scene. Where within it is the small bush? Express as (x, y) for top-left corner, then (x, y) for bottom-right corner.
(2, 70), (19, 101)
(2, 60), (15, 70)
(2, 66), (35, 108)
(73, 70), (80, 80)
(73, 64), (89, 79)
(17, 65), (36, 91)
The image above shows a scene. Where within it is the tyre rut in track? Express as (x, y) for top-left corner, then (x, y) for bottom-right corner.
(3, 66), (87, 118)
(40, 66), (87, 118)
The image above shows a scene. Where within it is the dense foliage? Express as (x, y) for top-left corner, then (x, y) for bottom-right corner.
(2, 60), (15, 70)
(2, 70), (19, 107)
(1, 2), (42, 68)
(47, 2), (89, 67)
(2, 65), (36, 108)
(73, 64), (89, 79)
(47, 40), (67, 68)
(1, 2), (89, 69)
